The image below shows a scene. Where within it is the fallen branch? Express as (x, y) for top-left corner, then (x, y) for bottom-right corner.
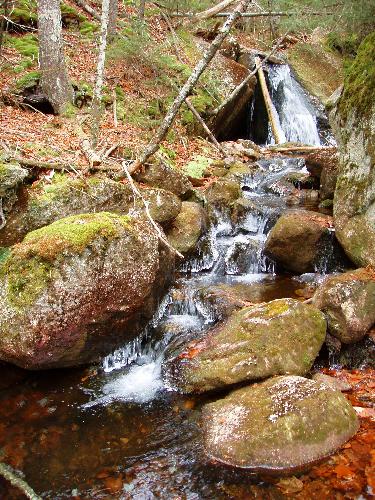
(212, 32), (288, 117)
(80, 138), (102, 168)
(122, 162), (184, 259)
(5, 155), (121, 172)
(170, 11), (334, 18)
(73, 0), (101, 20)
(196, 0), (238, 20)
(0, 462), (41, 500)
(184, 97), (225, 155)
(255, 56), (283, 144)
(262, 145), (337, 154)
(130, 0), (252, 174)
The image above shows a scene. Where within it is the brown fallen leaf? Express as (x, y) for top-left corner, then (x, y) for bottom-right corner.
(276, 476), (304, 494)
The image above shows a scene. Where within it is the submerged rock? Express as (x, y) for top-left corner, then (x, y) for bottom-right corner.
(0, 212), (174, 369)
(165, 298), (326, 393)
(329, 33), (375, 267)
(313, 268), (375, 344)
(0, 174), (181, 246)
(166, 201), (208, 255)
(264, 210), (334, 274)
(202, 375), (359, 473)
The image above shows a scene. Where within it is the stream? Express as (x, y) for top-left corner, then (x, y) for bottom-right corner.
(0, 65), (356, 498)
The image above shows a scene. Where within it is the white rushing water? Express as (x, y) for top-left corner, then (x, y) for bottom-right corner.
(267, 64), (321, 146)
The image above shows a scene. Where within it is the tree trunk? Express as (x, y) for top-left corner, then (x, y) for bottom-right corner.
(37, 0), (73, 114)
(108, 0), (118, 39)
(130, 0), (252, 173)
(91, 0), (110, 147)
(139, 0), (146, 19)
(196, 0), (239, 20)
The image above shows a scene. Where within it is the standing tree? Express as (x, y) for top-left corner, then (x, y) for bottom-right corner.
(139, 0), (146, 19)
(108, 0), (118, 39)
(37, 0), (73, 114)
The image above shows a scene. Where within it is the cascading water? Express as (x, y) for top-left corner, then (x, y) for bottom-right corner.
(266, 64), (321, 145)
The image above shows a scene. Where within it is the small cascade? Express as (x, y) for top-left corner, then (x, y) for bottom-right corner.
(266, 64), (321, 146)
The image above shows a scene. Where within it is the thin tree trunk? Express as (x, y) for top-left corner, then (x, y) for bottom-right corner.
(213, 32), (288, 117)
(255, 55), (282, 144)
(196, 0), (239, 20)
(185, 98), (225, 155)
(0, 0), (12, 57)
(91, 0), (110, 148)
(130, 0), (252, 174)
(139, 0), (146, 19)
(73, 0), (101, 20)
(108, 0), (118, 39)
(37, 0), (73, 114)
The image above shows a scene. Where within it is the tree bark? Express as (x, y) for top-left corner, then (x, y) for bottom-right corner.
(91, 0), (110, 147)
(37, 0), (73, 114)
(255, 55), (282, 144)
(139, 0), (146, 19)
(196, 0), (239, 20)
(130, 0), (252, 174)
(108, 0), (118, 39)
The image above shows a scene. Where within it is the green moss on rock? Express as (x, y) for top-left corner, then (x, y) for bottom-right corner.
(339, 31), (375, 119)
(0, 212), (130, 308)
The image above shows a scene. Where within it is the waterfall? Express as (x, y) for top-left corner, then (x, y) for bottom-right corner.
(267, 64), (321, 146)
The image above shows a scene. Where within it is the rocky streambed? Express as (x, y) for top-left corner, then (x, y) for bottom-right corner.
(0, 47), (374, 497)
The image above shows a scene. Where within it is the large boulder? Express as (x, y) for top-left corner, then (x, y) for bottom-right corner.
(202, 375), (359, 473)
(0, 161), (28, 217)
(329, 32), (375, 267)
(0, 212), (174, 369)
(164, 298), (326, 393)
(205, 179), (241, 207)
(264, 210), (334, 274)
(166, 201), (208, 255)
(0, 174), (181, 246)
(312, 268), (375, 344)
(134, 161), (193, 199)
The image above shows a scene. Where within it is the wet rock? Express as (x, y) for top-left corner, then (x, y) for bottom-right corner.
(311, 373), (351, 392)
(264, 210), (334, 274)
(134, 161), (193, 199)
(225, 162), (258, 182)
(0, 212), (174, 369)
(305, 149), (339, 178)
(281, 171), (318, 190)
(221, 141), (261, 161)
(202, 375), (358, 472)
(0, 161), (28, 215)
(337, 335), (375, 369)
(0, 174), (181, 246)
(320, 162), (338, 201)
(329, 34), (375, 267)
(165, 298), (326, 393)
(312, 268), (375, 344)
(166, 202), (208, 255)
(205, 179), (241, 207)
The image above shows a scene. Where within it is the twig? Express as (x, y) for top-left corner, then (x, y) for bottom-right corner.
(184, 97), (225, 155)
(102, 142), (119, 159)
(0, 462), (41, 500)
(122, 161), (184, 259)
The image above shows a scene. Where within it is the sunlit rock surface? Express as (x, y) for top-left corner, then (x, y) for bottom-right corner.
(165, 298), (326, 393)
(313, 268), (375, 344)
(166, 201), (208, 255)
(202, 375), (359, 472)
(0, 212), (174, 369)
(264, 210), (334, 273)
(0, 174), (181, 246)
(134, 160), (193, 199)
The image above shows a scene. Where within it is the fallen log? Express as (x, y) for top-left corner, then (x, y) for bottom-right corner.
(255, 55), (283, 144)
(262, 145), (337, 154)
(6, 156), (122, 172)
(73, 0), (101, 20)
(195, 0), (239, 20)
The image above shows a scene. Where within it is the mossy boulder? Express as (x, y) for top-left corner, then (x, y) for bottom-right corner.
(329, 32), (375, 267)
(205, 179), (241, 208)
(134, 161), (193, 199)
(264, 210), (334, 274)
(0, 162), (28, 215)
(0, 174), (181, 246)
(0, 212), (175, 369)
(164, 298), (326, 393)
(313, 268), (375, 344)
(202, 375), (358, 472)
(166, 201), (208, 255)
